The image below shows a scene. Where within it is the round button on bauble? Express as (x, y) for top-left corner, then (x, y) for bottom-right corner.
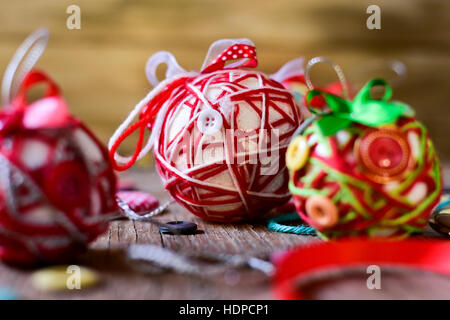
(305, 195), (339, 229)
(356, 129), (410, 182)
(159, 221), (198, 235)
(197, 109), (223, 135)
(44, 161), (91, 210)
(286, 135), (310, 172)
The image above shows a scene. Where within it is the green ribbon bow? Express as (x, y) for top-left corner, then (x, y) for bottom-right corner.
(306, 78), (414, 136)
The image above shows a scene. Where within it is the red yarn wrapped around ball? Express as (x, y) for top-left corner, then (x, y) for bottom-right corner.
(0, 71), (117, 265)
(110, 39), (305, 222)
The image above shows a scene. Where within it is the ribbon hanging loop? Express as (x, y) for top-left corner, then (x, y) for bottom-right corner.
(1, 28), (50, 107)
(270, 57), (305, 83)
(145, 51), (186, 87)
(305, 56), (350, 100)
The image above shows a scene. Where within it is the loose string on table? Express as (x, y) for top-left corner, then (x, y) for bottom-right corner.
(267, 212), (316, 235)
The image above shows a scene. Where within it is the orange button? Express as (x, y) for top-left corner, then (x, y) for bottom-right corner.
(305, 195), (339, 229)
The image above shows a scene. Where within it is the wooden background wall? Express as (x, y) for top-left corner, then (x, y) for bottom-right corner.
(1, 0), (449, 161)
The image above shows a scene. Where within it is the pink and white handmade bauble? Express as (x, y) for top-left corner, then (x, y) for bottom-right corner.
(0, 71), (117, 265)
(110, 39), (305, 222)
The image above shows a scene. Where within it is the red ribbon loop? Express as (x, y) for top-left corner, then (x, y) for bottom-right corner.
(109, 76), (190, 171)
(1, 70), (70, 133)
(11, 70), (60, 109)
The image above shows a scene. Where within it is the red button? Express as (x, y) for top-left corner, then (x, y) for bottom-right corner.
(369, 136), (404, 169)
(357, 129), (410, 182)
(44, 161), (91, 210)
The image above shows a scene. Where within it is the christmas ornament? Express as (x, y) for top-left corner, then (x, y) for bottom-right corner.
(287, 78), (442, 239)
(110, 39), (305, 222)
(0, 29), (117, 265)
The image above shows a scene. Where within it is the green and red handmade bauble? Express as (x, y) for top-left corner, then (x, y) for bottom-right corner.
(286, 79), (442, 239)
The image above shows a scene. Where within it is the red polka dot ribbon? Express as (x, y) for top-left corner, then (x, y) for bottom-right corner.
(201, 44), (258, 73)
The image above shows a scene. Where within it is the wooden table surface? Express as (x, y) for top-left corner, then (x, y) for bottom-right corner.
(0, 167), (449, 300)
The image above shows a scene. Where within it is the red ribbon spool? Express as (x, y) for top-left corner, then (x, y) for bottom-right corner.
(273, 239), (450, 299)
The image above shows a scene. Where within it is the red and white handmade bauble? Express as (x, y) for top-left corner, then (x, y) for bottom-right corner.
(0, 71), (117, 265)
(110, 39), (304, 222)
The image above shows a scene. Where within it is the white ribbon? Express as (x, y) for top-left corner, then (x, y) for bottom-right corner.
(270, 57), (305, 83)
(145, 51), (186, 87)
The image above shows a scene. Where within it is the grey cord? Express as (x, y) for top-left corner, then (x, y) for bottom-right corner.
(305, 56), (349, 100)
(1, 28), (50, 106)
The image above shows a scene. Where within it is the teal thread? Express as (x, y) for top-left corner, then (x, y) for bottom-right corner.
(434, 199), (450, 211)
(436, 199), (450, 211)
(267, 213), (316, 235)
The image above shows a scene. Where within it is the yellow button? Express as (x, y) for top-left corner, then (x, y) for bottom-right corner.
(31, 265), (100, 291)
(286, 135), (310, 171)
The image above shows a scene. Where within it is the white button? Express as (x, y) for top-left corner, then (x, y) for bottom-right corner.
(197, 109), (223, 135)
